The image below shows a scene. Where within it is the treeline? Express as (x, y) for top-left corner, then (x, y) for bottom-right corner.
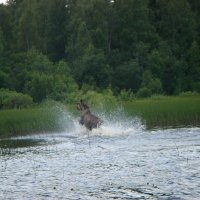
(0, 0), (200, 104)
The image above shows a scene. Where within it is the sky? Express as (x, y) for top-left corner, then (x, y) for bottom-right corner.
(0, 0), (6, 4)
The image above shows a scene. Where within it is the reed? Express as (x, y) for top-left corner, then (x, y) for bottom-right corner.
(123, 96), (200, 129)
(0, 96), (200, 138)
(0, 107), (66, 138)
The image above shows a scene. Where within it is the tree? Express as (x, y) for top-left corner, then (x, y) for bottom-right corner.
(188, 0), (200, 48)
(113, 59), (142, 92)
(186, 41), (200, 92)
(110, 0), (159, 65)
(50, 61), (79, 102)
(0, 4), (13, 51)
(0, 28), (5, 55)
(25, 72), (53, 102)
(73, 43), (111, 89)
(42, 0), (67, 61)
(16, 0), (38, 51)
(0, 70), (8, 88)
(66, 0), (110, 57)
(66, 1), (112, 89)
(0, 0), (200, 98)
(147, 49), (165, 79)
(154, 0), (196, 56)
(162, 57), (181, 95)
(141, 70), (163, 94)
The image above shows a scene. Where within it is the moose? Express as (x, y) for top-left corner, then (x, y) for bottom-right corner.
(76, 100), (103, 131)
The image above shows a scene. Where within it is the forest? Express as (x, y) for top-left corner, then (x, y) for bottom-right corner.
(0, 0), (200, 107)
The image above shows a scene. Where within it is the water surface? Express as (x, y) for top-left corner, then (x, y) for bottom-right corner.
(0, 115), (200, 200)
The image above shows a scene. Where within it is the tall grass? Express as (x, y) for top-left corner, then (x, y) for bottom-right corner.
(0, 106), (66, 138)
(123, 96), (200, 129)
(0, 96), (200, 138)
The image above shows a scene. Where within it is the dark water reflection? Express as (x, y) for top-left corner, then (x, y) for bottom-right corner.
(0, 138), (45, 149)
(0, 127), (200, 200)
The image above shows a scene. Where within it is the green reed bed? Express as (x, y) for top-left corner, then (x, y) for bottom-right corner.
(0, 107), (66, 138)
(1, 96), (200, 138)
(123, 96), (200, 129)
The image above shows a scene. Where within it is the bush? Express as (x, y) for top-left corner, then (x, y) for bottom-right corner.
(118, 89), (135, 101)
(25, 73), (54, 102)
(0, 89), (33, 109)
(148, 78), (163, 94)
(141, 70), (163, 95)
(83, 89), (117, 106)
(178, 91), (200, 97)
(137, 87), (152, 98)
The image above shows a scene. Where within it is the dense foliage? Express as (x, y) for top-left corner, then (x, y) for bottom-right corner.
(0, 0), (200, 103)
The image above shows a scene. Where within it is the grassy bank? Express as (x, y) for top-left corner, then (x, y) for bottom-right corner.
(0, 106), (66, 138)
(123, 96), (200, 129)
(0, 96), (200, 138)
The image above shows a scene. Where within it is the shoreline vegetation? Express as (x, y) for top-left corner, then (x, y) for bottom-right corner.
(0, 93), (200, 138)
(0, 107), (65, 138)
(123, 96), (200, 129)
(1, 1), (200, 138)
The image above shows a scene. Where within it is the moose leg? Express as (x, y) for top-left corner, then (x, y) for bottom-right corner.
(79, 116), (84, 125)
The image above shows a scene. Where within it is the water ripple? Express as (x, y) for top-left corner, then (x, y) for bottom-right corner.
(0, 126), (200, 199)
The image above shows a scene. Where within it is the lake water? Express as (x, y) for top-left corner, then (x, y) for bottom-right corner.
(0, 111), (200, 200)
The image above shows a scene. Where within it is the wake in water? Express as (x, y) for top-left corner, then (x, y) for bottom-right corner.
(61, 106), (145, 137)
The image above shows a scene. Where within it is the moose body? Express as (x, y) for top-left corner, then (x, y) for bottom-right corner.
(77, 100), (103, 131)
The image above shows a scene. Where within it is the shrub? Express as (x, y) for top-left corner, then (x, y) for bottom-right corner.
(148, 78), (163, 94)
(118, 89), (135, 101)
(65, 91), (82, 104)
(0, 89), (33, 109)
(179, 91), (199, 97)
(141, 70), (163, 95)
(83, 89), (117, 106)
(25, 73), (54, 102)
(137, 87), (152, 98)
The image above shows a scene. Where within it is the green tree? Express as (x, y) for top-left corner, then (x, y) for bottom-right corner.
(0, 0), (200, 98)
(113, 59), (142, 92)
(67, 0), (110, 57)
(0, 28), (5, 55)
(110, 0), (159, 64)
(146, 49), (165, 79)
(26, 48), (53, 73)
(6, 52), (30, 92)
(141, 70), (163, 94)
(16, 0), (38, 51)
(5, 49), (52, 93)
(50, 61), (79, 102)
(154, 0), (196, 56)
(162, 57), (181, 94)
(73, 43), (110, 89)
(0, 70), (8, 88)
(0, 4), (13, 51)
(25, 72), (54, 102)
(42, 0), (67, 61)
(186, 41), (200, 92)
(188, 0), (200, 45)
(110, 0), (160, 92)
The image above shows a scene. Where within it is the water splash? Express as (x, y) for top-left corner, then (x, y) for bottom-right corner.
(61, 106), (145, 137)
